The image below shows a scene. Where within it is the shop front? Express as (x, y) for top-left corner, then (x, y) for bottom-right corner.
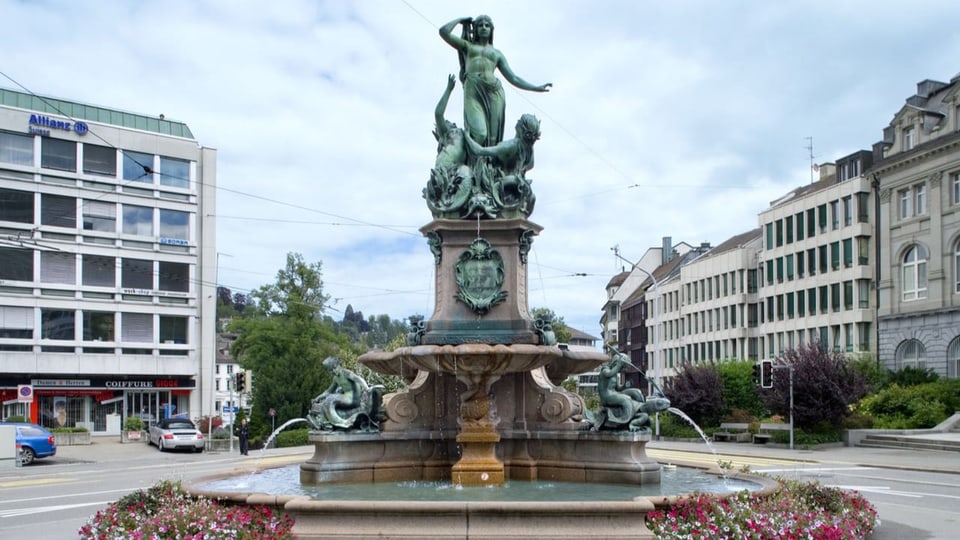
(0, 376), (196, 434)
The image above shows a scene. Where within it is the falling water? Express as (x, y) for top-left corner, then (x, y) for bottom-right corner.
(260, 417), (311, 454)
(665, 407), (727, 479)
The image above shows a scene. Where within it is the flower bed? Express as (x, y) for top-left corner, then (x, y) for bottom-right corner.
(647, 478), (879, 539)
(78, 480), (294, 540)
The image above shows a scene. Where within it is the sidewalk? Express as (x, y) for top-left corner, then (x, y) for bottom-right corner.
(53, 435), (313, 463)
(647, 433), (960, 475)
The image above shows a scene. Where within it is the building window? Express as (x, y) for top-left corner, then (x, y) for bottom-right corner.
(123, 151), (155, 182)
(807, 248), (816, 276)
(842, 196), (852, 226)
(83, 311), (115, 341)
(914, 184), (927, 215)
(956, 239), (960, 293)
(842, 238), (853, 268)
(856, 192), (869, 223)
(0, 187), (34, 223)
(831, 283), (841, 312)
(948, 337), (960, 378)
(121, 258), (153, 289)
(41, 194), (76, 228)
(830, 242), (840, 271)
(898, 189), (912, 219)
(818, 245), (828, 274)
(159, 156), (190, 189)
(895, 339), (926, 369)
(158, 209), (189, 241)
(122, 205), (153, 236)
(82, 254), (115, 287)
(83, 144), (117, 177)
(857, 236), (870, 265)
(0, 247), (33, 281)
(953, 172), (960, 205)
(858, 279), (870, 309)
(160, 315), (188, 344)
(158, 261), (189, 292)
(843, 281), (853, 311)
(786, 254), (794, 280)
(41, 309), (75, 340)
(82, 201), (116, 232)
(0, 305), (33, 338)
(807, 208), (816, 238)
(40, 251), (75, 284)
(818, 204), (827, 232)
(775, 220), (783, 247)
(902, 126), (916, 151)
(40, 138), (77, 172)
(902, 244), (928, 301)
(0, 131), (34, 166)
(121, 312), (153, 342)
(830, 201), (839, 230)
(785, 216), (794, 244)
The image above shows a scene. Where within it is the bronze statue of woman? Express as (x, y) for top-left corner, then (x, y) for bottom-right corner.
(439, 15), (552, 147)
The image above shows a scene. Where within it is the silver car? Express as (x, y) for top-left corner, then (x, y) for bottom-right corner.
(148, 418), (205, 452)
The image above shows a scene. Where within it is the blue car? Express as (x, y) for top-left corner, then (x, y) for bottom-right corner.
(0, 422), (57, 465)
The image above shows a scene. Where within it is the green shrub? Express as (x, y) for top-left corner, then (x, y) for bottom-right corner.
(4, 415), (27, 422)
(859, 380), (958, 429)
(51, 426), (89, 433)
(274, 428), (309, 448)
(658, 412), (703, 439)
(124, 417), (145, 431)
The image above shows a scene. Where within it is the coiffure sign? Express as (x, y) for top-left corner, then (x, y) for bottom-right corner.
(28, 114), (89, 137)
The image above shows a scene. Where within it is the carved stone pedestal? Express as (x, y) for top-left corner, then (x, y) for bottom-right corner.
(452, 424), (505, 487)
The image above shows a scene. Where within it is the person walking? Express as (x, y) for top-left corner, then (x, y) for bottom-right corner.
(237, 418), (249, 456)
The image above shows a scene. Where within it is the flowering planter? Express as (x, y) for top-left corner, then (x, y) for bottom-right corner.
(121, 430), (146, 443)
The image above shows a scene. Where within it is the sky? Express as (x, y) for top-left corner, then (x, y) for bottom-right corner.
(4, 0), (960, 338)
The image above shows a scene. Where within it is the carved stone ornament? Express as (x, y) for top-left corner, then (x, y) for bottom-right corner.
(454, 237), (507, 315)
(426, 231), (442, 265)
(519, 229), (535, 264)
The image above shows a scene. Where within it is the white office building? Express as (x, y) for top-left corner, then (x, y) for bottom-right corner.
(0, 88), (216, 433)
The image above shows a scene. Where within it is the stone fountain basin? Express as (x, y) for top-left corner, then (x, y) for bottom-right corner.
(360, 344), (607, 379)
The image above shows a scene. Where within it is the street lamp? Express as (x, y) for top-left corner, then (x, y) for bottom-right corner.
(611, 249), (661, 438)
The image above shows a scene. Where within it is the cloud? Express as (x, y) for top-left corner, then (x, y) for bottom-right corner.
(4, 0), (960, 336)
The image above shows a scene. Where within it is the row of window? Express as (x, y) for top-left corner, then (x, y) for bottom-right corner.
(762, 237), (869, 285)
(0, 306), (189, 344)
(682, 269), (758, 306)
(0, 249), (190, 292)
(764, 193), (870, 251)
(0, 188), (191, 241)
(0, 131), (191, 188)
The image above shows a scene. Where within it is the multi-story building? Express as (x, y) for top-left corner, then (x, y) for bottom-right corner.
(756, 156), (876, 361)
(680, 231), (761, 367)
(0, 88), (216, 432)
(872, 77), (960, 377)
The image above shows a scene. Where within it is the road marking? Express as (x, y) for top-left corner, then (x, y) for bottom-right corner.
(761, 466), (875, 473)
(0, 487), (138, 505)
(647, 448), (807, 468)
(0, 500), (111, 518)
(0, 478), (76, 488)
(830, 485), (960, 501)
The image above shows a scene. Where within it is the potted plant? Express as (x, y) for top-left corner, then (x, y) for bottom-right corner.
(122, 416), (145, 443)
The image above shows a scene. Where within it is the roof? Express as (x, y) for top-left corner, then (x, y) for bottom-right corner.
(697, 228), (761, 258)
(605, 270), (630, 289)
(0, 87), (195, 139)
(567, 327), (599, 342)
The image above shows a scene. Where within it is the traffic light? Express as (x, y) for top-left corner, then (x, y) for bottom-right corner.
(761, 360), (773, 389)
(235, 371), (245, 392)
(752, 363), (761, 385)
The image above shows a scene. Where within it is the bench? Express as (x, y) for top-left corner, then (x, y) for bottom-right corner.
(713, 423), (751, 443)
(753, 423), (791, 444)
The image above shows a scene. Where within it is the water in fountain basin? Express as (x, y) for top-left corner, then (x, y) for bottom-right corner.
(665, 407), (727, 478)
(198, 463), (759, 501)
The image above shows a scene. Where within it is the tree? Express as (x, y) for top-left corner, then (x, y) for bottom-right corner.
(763, 342), (871, 431)
(663, 361), (726, 428)
(718, 360), (766, 420)
(229, 252), (350, 440)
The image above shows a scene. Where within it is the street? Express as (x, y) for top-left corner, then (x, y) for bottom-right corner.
(0, 438), (957, 539)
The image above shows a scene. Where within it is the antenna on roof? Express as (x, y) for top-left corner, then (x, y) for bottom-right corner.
(804, 136), (816, 184)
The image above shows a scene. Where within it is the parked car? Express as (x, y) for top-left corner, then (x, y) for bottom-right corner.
(0, 422), (57, 465)
(148, 417), (204, 452)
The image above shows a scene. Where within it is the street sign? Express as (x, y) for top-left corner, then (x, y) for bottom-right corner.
(17, 385), (33, 403)
(222, 406), (239, 413)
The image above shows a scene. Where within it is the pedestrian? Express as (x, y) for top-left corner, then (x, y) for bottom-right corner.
(237, 418), (249, 456)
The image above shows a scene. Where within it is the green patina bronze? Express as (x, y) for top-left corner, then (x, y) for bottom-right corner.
(424, 15), (550, 221)
(584, 347), (671, 433)
(454, 237), (507, 315)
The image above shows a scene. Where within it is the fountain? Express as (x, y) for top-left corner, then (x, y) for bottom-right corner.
(186, 15), (777, 539)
